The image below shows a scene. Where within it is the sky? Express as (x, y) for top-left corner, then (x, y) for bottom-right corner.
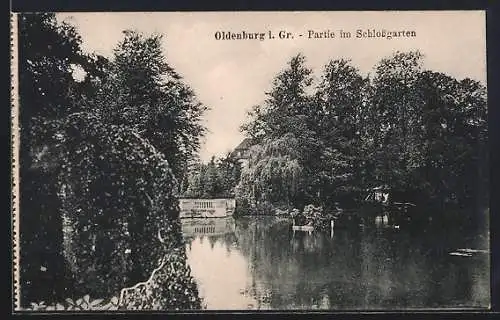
(56, 11), (487, 162)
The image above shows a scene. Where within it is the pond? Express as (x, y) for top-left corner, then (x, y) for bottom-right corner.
(181, 216), (490, 310)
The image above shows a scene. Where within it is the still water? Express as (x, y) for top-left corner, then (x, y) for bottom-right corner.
(181, 216), (490, 310)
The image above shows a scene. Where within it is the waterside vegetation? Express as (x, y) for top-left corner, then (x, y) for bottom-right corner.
(18, 13), (205, 310)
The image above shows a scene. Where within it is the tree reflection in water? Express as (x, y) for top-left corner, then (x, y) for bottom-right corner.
(182, 216), (489, 310)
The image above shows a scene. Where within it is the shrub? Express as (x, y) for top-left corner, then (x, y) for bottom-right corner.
(119, 248), (202, 310)
(56, 112), (182, 298)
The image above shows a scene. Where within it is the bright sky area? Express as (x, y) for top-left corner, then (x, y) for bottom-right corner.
(56, 11), (486, 162)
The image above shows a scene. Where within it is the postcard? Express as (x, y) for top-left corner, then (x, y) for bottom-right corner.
(11, 11), (489, 312)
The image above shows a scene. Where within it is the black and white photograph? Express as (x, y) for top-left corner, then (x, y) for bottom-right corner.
(11, 11), (490, 311)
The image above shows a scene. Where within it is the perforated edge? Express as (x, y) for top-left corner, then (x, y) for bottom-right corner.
(11, 12), (21, 312)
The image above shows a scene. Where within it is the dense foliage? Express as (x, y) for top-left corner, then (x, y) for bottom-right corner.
(239, 52), (488, 227)
(237, 133), (305, 209)
(183, 154), (241, 199)
(17, 13), (204, 309)
(118, 248), (202, 310)
(14, 12), (488, 310)
(18, 12), (104, 305)
(95, 30), (208, 182)
(57, 112), (181, 297)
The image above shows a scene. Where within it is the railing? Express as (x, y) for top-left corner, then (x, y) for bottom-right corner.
(193, 201), (215, 209)
(193, 226), (216, 233)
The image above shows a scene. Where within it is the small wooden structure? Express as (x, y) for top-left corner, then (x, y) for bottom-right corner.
(291, 219), (315, 232)
(292, 225), (314, 232)
(364, 185), (390, 204)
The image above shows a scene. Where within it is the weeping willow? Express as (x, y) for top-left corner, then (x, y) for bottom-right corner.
(236, 133), (304, 208)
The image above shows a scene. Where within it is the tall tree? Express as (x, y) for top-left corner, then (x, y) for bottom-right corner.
(368, 51), (487, 219)
(370, 51), (425, 191)
(217, 152), (242, 196)
(313, 59), (370, 206)
(240, 54), (316, 208)
(96, 30), (208, 181)
(415, 71), (488, 216)
(183, 153), (241, 199)
(204, 157), (223, 197)
(17, 14), (203, 308)
(17, 13), (105, 306)
(241, 53), (314, 141)
(237, 133), (304, 208)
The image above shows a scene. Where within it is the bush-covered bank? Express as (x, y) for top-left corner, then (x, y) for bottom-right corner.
(27, 247), (202, 311)
(17, 13), (206, 309)
(118, 247), (202, 310)
(234, 197), (489, 236)
(233, 201), (333, 229)
(57, 112), (181, 297)
(21, 112), (203, 310)
(21, 116), (203, 309)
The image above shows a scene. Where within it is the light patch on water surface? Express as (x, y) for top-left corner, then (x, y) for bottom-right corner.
(185, 236), (261, 310)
